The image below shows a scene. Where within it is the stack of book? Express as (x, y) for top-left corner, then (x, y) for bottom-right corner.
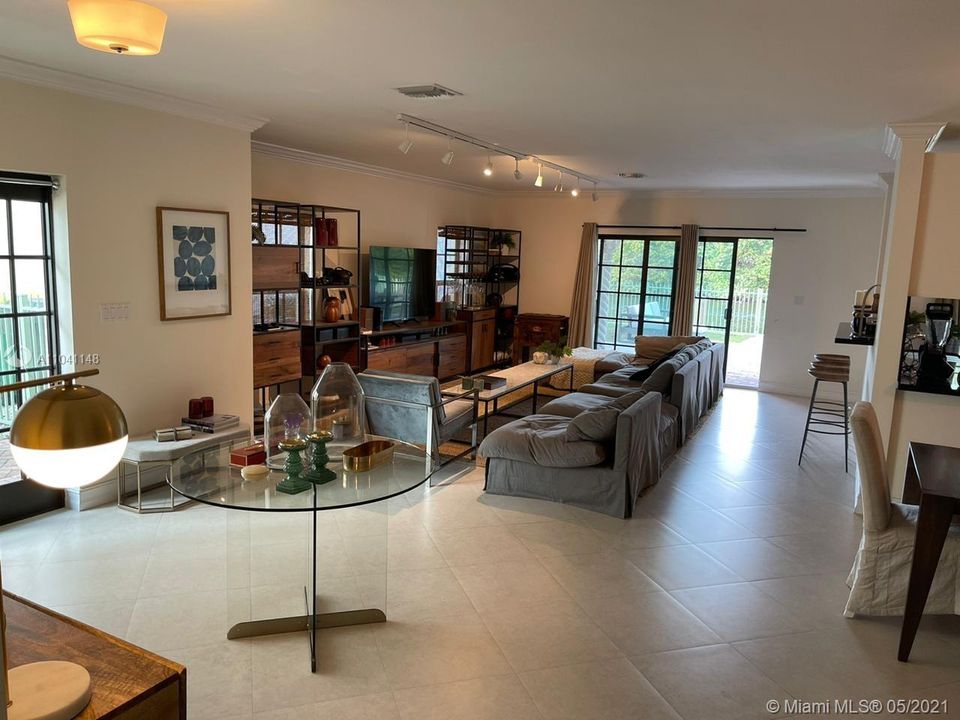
(181, 413), (240, 434)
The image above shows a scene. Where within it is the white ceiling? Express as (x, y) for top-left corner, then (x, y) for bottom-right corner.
(2, 0), (960, 191)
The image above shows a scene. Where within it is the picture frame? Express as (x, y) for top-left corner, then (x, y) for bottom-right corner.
(156, 207), (232, 320)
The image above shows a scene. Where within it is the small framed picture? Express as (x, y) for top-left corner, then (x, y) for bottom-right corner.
(156, 207), (232, 320)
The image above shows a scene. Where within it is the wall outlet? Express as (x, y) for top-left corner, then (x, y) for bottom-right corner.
(100, 303), (130, 322)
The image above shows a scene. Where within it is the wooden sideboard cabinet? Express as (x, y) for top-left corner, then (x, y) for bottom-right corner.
(254, 329), (302, 387)
(4, 591), (186, 719)
(438, 335), (468, 378)
(365, 333), (467, 379)
(459, 308), (497, 372)
(514, 313), (570, 363)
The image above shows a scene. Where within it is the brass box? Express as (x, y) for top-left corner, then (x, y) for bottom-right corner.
(342, 440), (396, 472)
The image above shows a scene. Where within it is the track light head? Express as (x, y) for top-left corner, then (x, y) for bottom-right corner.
(592, 182), (598, 202)
(441, 150), (455, 166)
(483, 156), (494, 177)
(534, 164), (544, 188)
(555, 171), (563, 192)
(398, 122), (414, 154)
(513, 158), (522, 181)
(571, 187), (579, 197)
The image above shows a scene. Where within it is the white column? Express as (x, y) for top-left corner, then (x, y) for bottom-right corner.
(865, 122), (945, 494)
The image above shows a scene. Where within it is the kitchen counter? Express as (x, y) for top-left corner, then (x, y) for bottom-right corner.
(835, 321), (875, 346)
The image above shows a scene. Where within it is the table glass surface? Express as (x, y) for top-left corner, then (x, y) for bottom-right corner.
(166, 435), (430, 512)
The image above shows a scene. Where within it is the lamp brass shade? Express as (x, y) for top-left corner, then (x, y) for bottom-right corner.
(10, 384), (127, 451)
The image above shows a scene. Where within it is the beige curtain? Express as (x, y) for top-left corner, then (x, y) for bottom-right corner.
(670, 223), (699, 336)
(568, 222), (598, 347)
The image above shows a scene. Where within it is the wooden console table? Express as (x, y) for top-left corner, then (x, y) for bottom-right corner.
(3, 591), (186, 718)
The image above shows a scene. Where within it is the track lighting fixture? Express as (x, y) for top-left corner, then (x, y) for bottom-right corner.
(555, 171), (563, 192)
(398, 122), (414, 154)
(592, 182), (598, 202)
(483, 155), (494, 177)
(514, 158), (523, 181)
(534, 164), (544, 188)
(441, 137), (454, 166)
(571, 177), (581, 197)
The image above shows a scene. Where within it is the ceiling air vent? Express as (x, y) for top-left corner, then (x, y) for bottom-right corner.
(618, 172), (646, 179)
(396, 84), (463, 99)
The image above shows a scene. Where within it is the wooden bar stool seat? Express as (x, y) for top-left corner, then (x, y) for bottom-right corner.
(799, 353), (851, 471)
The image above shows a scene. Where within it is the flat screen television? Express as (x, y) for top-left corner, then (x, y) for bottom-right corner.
(366, 246), (437, 322)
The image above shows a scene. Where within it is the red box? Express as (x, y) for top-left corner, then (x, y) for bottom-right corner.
(230, 443), (266, 467)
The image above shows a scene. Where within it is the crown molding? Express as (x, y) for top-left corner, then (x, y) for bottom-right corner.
(251, 141), (497, 195)
(0, 55), (268, 133)
(883, 121), (947, 159)
(494, 185), (887, 200)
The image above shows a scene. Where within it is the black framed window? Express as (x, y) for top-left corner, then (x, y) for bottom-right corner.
(594, 235), (678, 351)
(0, 174), (60, 434)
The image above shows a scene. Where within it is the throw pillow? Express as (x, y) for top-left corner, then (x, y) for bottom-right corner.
(608, 389), (648, 412)
(565, 404), (620, 442)
(640, 353), (687, 395)
(629, 345), (685, 382)
(633, 335), (703, 365)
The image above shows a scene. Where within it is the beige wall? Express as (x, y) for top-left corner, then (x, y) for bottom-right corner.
(0, 78), (253, 440)
(886, 152), (960, 493)
(491, 192), (885, 398)
(252, 151), (495, 251)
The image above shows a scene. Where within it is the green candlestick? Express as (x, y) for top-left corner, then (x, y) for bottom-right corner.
(303, 431), (337, 485)
(275, 438), (311, 494)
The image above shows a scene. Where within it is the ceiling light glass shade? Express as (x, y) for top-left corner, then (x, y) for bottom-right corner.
(441, 150), (455, 165)
(9, 383), (128, 488)
(68, 0), (167, 55)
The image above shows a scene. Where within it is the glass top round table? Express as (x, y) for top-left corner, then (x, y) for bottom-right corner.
(165, 434), (431, 674)
(166, 434), (431, 512)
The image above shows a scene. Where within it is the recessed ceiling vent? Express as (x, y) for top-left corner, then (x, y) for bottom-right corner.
(618, 172), (646, 179)
(396, 84), (463, 99)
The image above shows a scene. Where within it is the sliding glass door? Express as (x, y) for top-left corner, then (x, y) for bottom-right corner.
(594, 235), (678, 352)
(692, 238), (737, 373)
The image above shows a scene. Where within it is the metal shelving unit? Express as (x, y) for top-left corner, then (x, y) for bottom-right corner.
(251, 200), (362, 422)
(437, 225), (521, 365)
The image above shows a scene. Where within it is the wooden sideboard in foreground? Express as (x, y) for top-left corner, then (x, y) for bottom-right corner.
(3, 591), (186, 719)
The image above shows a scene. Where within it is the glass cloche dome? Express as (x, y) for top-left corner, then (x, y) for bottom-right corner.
(263, 392), (311, 469)
(310, 362), (365, 460)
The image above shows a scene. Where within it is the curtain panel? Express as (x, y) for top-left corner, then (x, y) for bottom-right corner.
(568, 222), (599, 347)
(670, 223), (699, 336)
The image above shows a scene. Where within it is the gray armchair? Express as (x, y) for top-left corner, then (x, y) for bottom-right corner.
(357, 370), (479, 473)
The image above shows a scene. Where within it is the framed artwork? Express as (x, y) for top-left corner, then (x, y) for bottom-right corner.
(156, 207), (232, 320)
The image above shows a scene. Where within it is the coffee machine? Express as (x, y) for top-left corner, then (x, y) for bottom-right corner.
(917, 302), (955, 392)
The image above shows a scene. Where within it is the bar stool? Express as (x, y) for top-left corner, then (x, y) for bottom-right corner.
(798, 353), (851, 472)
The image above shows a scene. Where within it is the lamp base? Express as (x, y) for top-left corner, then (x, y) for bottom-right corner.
(8, 661), (92, 720)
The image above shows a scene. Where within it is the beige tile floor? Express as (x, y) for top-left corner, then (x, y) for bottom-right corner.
(2, 389), (960, 719)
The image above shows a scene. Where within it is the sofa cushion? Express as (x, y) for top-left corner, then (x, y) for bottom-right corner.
(608, 389), (649, 412)
(581, 367), (644, 398)
(633, 335), (703, 365)
(594, 351), (634, 375)
(629, 345), (685, 382)
(566, 405), (620, 442)
(539, 392), (613, 418)
(640, 353), (688, 395)
(479, 415), (605, 468)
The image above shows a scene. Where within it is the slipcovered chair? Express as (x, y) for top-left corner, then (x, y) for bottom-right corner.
(844, 402), (960, 617)
(357, 370), (478, 474)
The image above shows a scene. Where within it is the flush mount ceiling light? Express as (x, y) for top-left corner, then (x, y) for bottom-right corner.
(534, 163), (544, 188)
(68, 0), (167, 55)
(441, 137), (454, 166)
(398, 122), (414, 154)
(513, 158), (523, 181)
(483, 155), (494, 177)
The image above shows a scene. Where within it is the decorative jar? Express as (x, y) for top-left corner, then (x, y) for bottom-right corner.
(310, 362), (365, 460)
(532, 351), (548, 364)
(264, 393), (312, 469)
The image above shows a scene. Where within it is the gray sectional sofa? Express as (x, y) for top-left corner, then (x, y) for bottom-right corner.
(479, 339), (725, 517)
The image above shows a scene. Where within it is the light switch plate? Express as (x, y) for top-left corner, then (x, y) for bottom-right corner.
(100, 302), (130, 322)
